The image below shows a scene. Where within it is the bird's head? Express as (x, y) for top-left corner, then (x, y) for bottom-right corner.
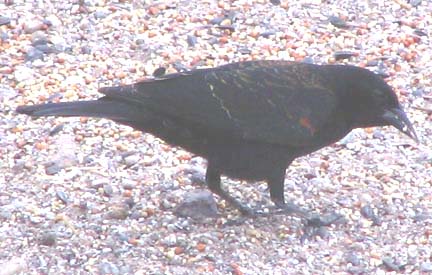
(334, 65), (418, 142)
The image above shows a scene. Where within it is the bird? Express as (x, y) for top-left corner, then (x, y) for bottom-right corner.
(16, 60), (418, 227)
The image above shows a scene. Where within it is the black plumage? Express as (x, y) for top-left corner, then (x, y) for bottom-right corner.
(16, 60), (418, 218)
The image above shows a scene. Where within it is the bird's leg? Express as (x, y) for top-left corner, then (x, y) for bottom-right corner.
(267, 174), (345, 240)
(267, 171), (308, 217)
(205, 165), (254, 216)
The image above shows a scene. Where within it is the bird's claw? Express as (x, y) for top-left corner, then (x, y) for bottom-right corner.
(300, 212), (346, 242)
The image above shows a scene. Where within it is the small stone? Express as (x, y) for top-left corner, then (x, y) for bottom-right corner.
(360, 204), (382, 225)
(45, 162), (62, 175)
(238, 48), (252, 55)
(0, 16), (11, 26)
(345, 252), (362, 266)
(24, 19), (45, 34)
(174, 189), (218, 219)
(0, 207), (13, 220)
(14, 66), (35, 82)
(44, 15), (62, 28)
(420, 262), (432, 272)
(0, 31), (8, 41)
(25, 47), (45, 62)
(372, 129), (385, 140)
(410, 0), (422, 7)
(152, 67), (166, 78)
(382, 257), (402, 272)
(31, 31), (49, 45)
(56, 191), (69, 204)
(91, 179), (106, 189)
(34, 44), (57, 54)
(49, 124), (65, 136)
(107, 205), (129, 220)
(80, 46), (92, 54)
(187, 35), (197, 47)
(173, 62), (189, 72)
(413, 212), (430, 222)
(39, 232), (57, 246)
(94, 10), (108, 19)
(196, 242), (206, 252)
(0, 86), (18, 101)
(329, 16), (349, 29)
(334, 51), (357, 61)
(0, 257), (27, 275)
(124, 154), (140, 166)
(366, 60), (379, 67)
(103, 184), (114, 197)
(414, 29), (427, 37)
(122, 180), (136, 190)
(50, 35), (68, 52)
(348, 267), (367, 275)
(339, 131), (356, 145)
(210, 17), (224, 25)
(260, 30), (276, 38)
(99, 262), (120, 275)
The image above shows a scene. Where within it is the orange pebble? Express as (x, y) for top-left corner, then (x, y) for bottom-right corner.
(174, 246), (184, 255)
(196, 242), (206, 252)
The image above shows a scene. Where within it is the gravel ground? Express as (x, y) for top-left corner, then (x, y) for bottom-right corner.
(1, 0), (432, 274)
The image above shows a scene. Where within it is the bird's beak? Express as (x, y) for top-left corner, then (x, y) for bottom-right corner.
(382, 107), (418, 143)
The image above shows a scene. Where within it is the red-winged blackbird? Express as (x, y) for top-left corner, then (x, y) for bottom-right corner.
(16, 60), (417, 224)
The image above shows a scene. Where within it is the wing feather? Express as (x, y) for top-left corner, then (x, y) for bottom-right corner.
(100, 61), (339, 146)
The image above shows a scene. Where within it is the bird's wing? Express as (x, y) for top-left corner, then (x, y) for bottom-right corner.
(100, 61), (339, 146)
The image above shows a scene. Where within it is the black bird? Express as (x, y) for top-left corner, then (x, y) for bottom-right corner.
(16, 60), (418, 223)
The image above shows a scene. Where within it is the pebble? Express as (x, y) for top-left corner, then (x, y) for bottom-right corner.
(345, 252), (362, 266)
(0, 207), (13, 220)
(38, 232), (57, 246)
(25, 47), (44, 62)
(103, 184), (114, 197)
(382, 257), (403, 272)
(420, 262), (432, 272)
(187, 34), (198, 47)
(107, 205), (129, 220)
(3, 0), (432, 274)
(334, 51), (357, 61)
(174, 189), (218, 219)
(44, 15), (62, 28)
(360, 204), (382, 226)
(0, 31), (8, 42)
(0, 257), (27, 275)
(410, 0), (422, 7)
(45, 162), (62, 175)
(123, 154), (140, 166)
(56, 191), (69, 204)
(14, 66), (35, 82)
(0, 16), (11, 26)
(94, 10), (109, 20)
(24, 19), (45, 34)
(99, 262), (120, 275)
(152, 67), (166, 77)
(0, 86), (17, 101)
(328, 15), (349, 29)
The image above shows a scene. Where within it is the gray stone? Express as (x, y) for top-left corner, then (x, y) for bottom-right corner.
(174, 189), (218, 219)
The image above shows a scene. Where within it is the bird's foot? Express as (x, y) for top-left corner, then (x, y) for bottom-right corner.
(221, 202), (260, 226)
(272, 201), (346, 241)
(300, 212), (346, 242)
(221, 203), (345, 239)
(222, 202), (304, 226)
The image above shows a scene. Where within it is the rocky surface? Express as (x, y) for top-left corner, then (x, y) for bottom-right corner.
(1, 0), (431, 274)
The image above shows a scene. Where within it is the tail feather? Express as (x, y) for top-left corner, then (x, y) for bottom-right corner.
(16, 99), (139, 121)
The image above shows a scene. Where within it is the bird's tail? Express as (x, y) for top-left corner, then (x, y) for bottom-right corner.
(16, 99), (139, 121)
